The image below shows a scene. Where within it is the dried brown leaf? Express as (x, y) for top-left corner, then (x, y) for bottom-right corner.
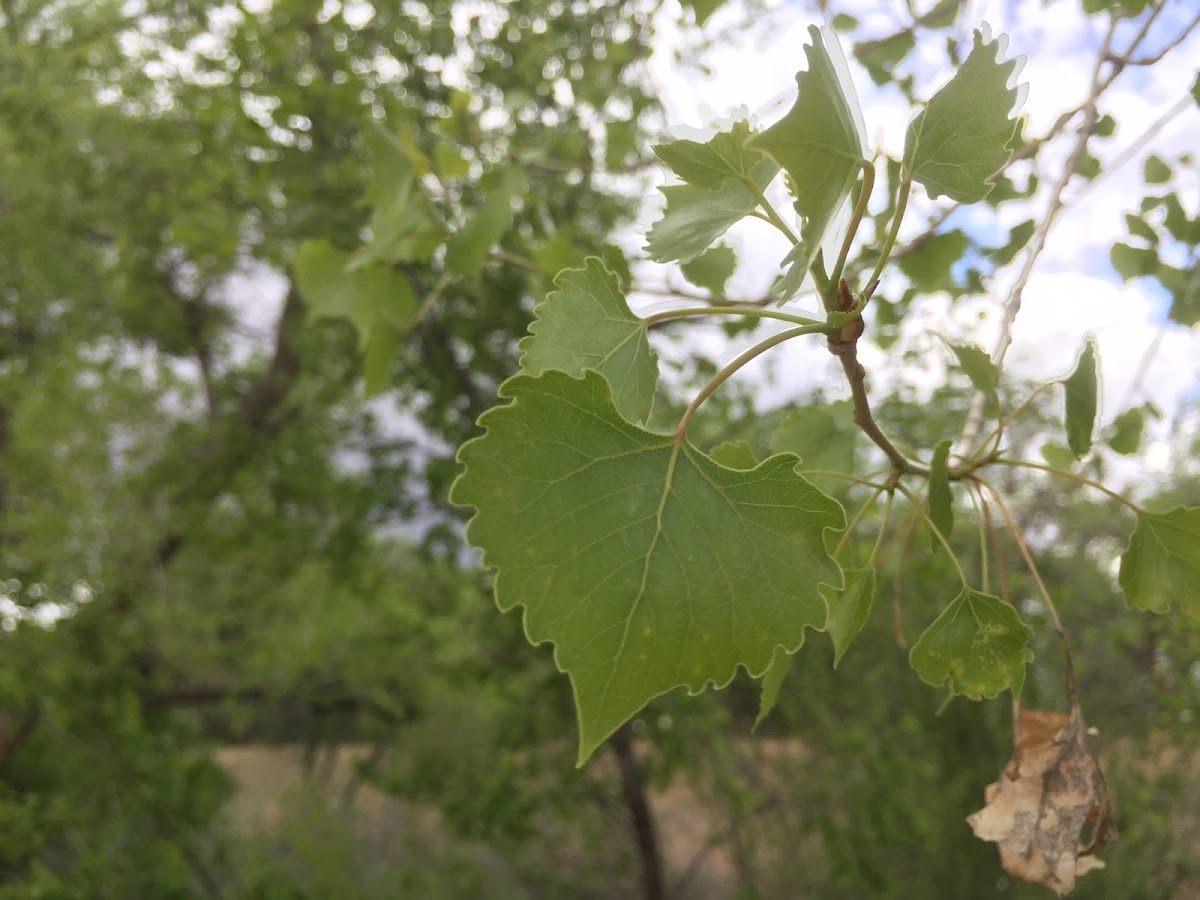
(967, 705), (1114, 896)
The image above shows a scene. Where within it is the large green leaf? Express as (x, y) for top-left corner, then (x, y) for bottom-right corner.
(518, 259), (658, 424)
(1118, 507), (1200, 620)
(903, 28), (1024, 203)
(293, 240), (416, 349)
(451, 370), (845, 762)
(1064, 336), (1098, 458)
(645, 155), (778, 264)
(655, 119), (769, 189)
(749, 25), (867, 287)
(823, 566), (877, 667)
(909, 590), (1033, 699)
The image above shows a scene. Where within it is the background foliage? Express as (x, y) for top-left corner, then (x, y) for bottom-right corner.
(1, 1), (1197, 898)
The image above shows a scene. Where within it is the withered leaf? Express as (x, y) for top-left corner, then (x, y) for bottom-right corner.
(967, 706), (1114, 896)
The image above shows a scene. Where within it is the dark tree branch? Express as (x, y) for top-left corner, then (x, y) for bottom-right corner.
(611, 725), (666, 900)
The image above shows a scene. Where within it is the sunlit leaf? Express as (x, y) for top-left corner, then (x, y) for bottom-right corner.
(1119, 507), (1200, 620)
(749, 26), (868, 290)
(909, 589), (1033, 699)
(655, 119), (769, 189)
(451, 370), (845, 762)
(944, 340), (999, 395)
(904, 28), (1024, 202)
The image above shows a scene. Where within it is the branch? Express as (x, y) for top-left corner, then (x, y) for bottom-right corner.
(610, 725), (666, 900)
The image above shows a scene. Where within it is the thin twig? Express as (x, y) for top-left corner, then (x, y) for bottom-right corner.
(975, 477), (1077, 705)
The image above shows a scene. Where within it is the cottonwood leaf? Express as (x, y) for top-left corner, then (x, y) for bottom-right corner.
(451, 370), (845, 763)
(904, 27), (1025, 202)
(1118, 506), (1200, 620)
(898, 229), (969, 291)
(944, 340), (999, 395)
(823, 566), (877, 667)
(987, 219), (1035, 265)
(909, 589), (1033, 699)
(968, 707), (1112, 895)
(655, 119), (768, 189)
(294, 240), (416, 349)
(749, 25), (868, 288)
(1105, 407), (1144, 455)
(1110, 242), (1158, 280)
(928, 440), (954, 541)
(518, 258), (657, 423)
(680, 244), (737, 295)
(645, 156), (779, 264)
(754, 644), (794, 730)
(1064, 336), (1099, 458)
(1040, 442), (1077, 470)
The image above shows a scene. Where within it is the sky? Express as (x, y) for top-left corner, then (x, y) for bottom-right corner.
(633, 0), (1200, 466)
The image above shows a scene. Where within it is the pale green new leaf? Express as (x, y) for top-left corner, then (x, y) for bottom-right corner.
(749, 25), (867, 285)
(1064, 336), (1099, 458)
(518, 259), (657, 424)
(823, 566), (877, 667)
(928, 440), (954, 541)
(655, 119), (768, 189)
(451, 370), (845, 763)
(754, 645), (795, 729)
(903, 28), (1024, 202)
(356, 127), (442, 266)
(645, 156), (778, 263)
(1119, 507), (1200, 620)
(909, 590), (1033, 699)
(293, 240), (416, 349)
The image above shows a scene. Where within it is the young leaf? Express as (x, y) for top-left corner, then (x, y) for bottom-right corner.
(909, 590), (1033, 699)
(823, 566), (878, 667)
(1105, 407), (1144, 455)
(709, 439), (758, 470)
(294, 240), (416, 349)
(451, 370), (845, 763)
(748, 25), (868, 285)
(1118, 507), (1200, 620)
(944, 340), (999, 395)
(928, 440), (954, 541)
(518, 259), (658, 424)
(680, 244), (737, 295)
(654, 118), (768, 189)
(903, 28), (1024, 203)
(1064, 336), (1099, 458)
(644, 156), (778, 263)
(754, 644), (795, 730)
